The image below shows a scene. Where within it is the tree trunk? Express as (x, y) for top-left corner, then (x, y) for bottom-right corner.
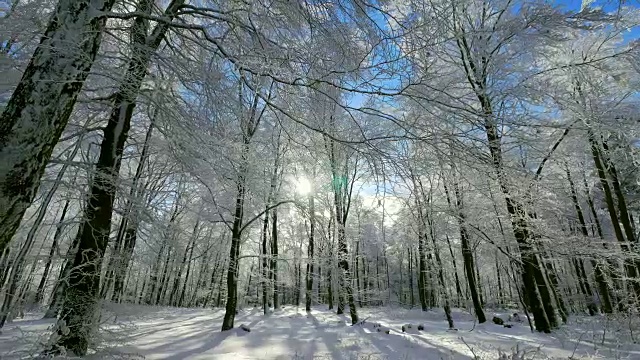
(108, 120), (155, 302)
(50, 0), (184, 354)
(216, 258), (226, 308)
(305, 194), (315, 312)
(178, 220), (200, 307)
(540, 256), (567, 323)
(191, 246), (210, 307)
(147, 238), (167, 305)
(430, 224), (455, 329)
(418, 233), (428, 311)
(588, 130), (640, 300)
(261, 212), (270, 314)
(567, 166), (613, 313)
(454, 15), (552, 331)
(221, 162), (248, 331)
(444, 181), (486, 322)
(327, 216), (334, 310)
(271, 208), (280, 309)
(355, 239), (362, 307)
(35, 199), (70, 305)
(445, 234), (463, 307)
(408, 247), (415, 307)
(484, 116), (552, 332)
(203, 252), (220, 308)
(43, 231), (81, 319)
(157, 246), (174, 305)
(0, 0), (116, 255)
(2, 144), (81, 324)
(337, 224), (358, 324)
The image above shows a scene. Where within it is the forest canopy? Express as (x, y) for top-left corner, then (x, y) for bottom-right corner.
(0, 0), (639, 356)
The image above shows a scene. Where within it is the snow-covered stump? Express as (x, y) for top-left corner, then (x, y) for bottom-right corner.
(239, 324), (251, 332)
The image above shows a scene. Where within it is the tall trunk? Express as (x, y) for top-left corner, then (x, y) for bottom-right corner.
(526, 242), (558, 328)
(0, 248), (11, 290)
(2, 139), (81, 323)
(156, 246), (174, 305)
(147, 238), (167, 304)
(112, 227), (137, 303)
(305, 194), (315, 312)
(361, 248), (368, 305)
(600, 139), (640, 294)
(100, 216), (127, 299)
(0, 0), (116, 254)
(444, 182), (486, 323)
(261, 213), (269, 314)
(177, 220), (200, 307)
(215, 258), (226, 308)
(587, 130), (640, 299)
(567, 167), (613, 313)
(408, 247), (415, 307)
(271, 208), (279, 309)
(496, 259), (503, 306)
(327, 214), (334, 310)
(221, 157), (248, 331)
(43, 232), (81, 319)
(484, 117), (551, 332)
(245, 262), (254, 307)
(191, 246), (210, 307)
(454, 12), (552, 331)
(540, 256), (567, 323)
(1, 204), (64, 327)
(429, 222), (454, 329)
(601, 140), (637, 246)
(417, 233), (428, 311)
(35, 199), (70, 304)
(108, 120), (155, 302)
(50, 1), (184, 354)
(262, 144), (281, 313)
(445, 235), (463, 307)
(337, 224), (358, 324)
(375, 254), (381, 305)
(295, 255), (301, 306)
(583, 171), (622, 302)
(355, 239), (362, 307)
(203, 252), (220, 308)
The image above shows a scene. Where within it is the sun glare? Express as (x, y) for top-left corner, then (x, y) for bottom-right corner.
(296, 177), (312, 195)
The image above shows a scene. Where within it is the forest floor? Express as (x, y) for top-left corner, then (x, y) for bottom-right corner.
(1, 304), (639, 359)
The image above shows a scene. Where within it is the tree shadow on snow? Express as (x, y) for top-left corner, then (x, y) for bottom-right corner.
(352, 324), (472, 360)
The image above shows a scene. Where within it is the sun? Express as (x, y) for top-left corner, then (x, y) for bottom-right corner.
(296, 177), (312, 195)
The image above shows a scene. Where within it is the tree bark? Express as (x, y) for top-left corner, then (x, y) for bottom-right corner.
(447, 181), (486, 323)
(587, 129), (640, 300)
(106, 120), (155, 302)
(0, 0), (116, 255)
(305, 193), (315, 312)
(221, 143), (249, 331)
(566, 165), (612, 313)
(176, 219), (200, 307)
(50, 1), (184, 354)
(35, 199), (70, 305)
(261, 212), (270, 314)
(271, 208), (280, 309)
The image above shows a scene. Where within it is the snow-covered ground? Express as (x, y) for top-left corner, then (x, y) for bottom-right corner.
(1, 305), (639, 359)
